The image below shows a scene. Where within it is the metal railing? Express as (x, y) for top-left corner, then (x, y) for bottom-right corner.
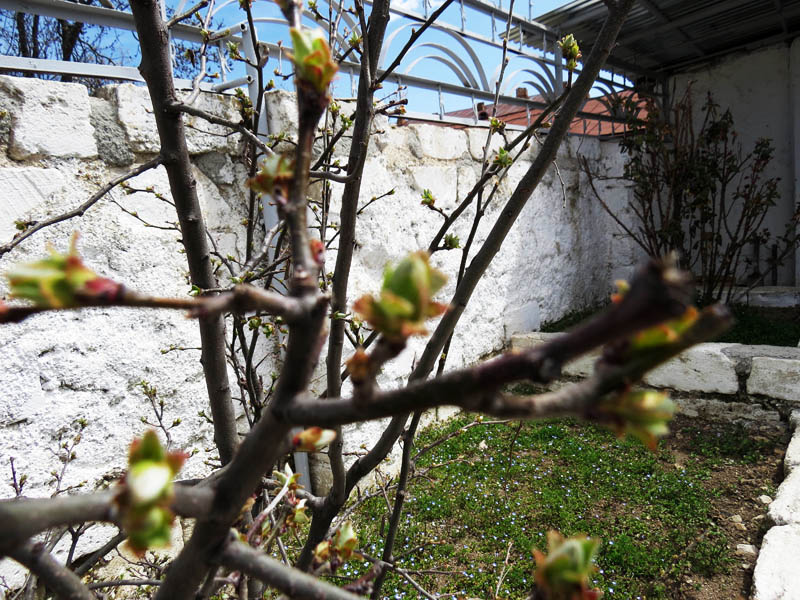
(0, 0), (652, 133)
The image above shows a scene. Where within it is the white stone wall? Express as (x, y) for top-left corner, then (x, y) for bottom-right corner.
(671, 41), (799, 286)
(0, 75), (634, 587)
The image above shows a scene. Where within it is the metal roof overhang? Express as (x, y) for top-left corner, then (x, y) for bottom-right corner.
(533, 0), (800, 79)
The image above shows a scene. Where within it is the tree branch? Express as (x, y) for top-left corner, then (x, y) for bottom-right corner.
(283, 304), (730, 427)
(0, 486), (214, 555)
(220, 537), (364, 600)
(0, 285), (304, 324)
(168, 101), (272, 156)
(7, 540), (94, 600)
(131, 0), (238, 466)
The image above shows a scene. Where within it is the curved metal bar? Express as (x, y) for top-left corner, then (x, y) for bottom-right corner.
(404, 54), (476, 88)
(380, 21), (489, 90)
(415, 42), (480, 89)
(521, 80), (551, 102)
(501, 67), (554, 101)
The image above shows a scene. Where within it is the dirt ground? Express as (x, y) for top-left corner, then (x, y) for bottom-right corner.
(662, 414), (790, 600)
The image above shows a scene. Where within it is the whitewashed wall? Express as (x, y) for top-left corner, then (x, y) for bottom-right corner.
(0, 74), (634, 587)
(671, 40), (800, 286)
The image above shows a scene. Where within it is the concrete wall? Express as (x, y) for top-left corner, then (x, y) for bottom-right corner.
(671, 41), (800, 286)
(0, 74), (635, 586)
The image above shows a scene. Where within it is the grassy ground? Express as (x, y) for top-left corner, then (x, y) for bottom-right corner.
(341, 412), (784, 600)
(542, 303), (800, 347)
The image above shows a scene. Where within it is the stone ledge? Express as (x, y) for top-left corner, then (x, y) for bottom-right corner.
(770, 462), (800, 525)
(752, 525), (800, 599)
(748, 357), (800, 404)
(510, 333), (739, 394)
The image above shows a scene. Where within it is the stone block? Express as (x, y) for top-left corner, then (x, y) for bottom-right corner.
(769, 468), (800, 525)
(748, 357), (800, 404)
(89, 96), (134, 166)
(746, 286), (800, 308)
(509, 331), (598, 377)
(466, 128), (503, 161)
(752, 525), (800, 599)
(643, 343), (739, 395)
(115, 84), (242, 155)
(0, 167), (67, 243)
(0, 75), (97, 160)
(409, 124), (467, 160)
(411, 165), (459, 208)
(786, 431), (800, 475)
(504, 301), (541, 340)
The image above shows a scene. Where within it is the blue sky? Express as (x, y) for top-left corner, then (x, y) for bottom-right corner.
(182, 0), (580, 116)
(111, 0), (579, 115)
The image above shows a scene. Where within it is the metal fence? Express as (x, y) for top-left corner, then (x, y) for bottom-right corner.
(0, 0), (653, 134)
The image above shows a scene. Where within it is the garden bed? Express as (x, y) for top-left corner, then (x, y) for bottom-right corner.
(343, 413), (789, 599)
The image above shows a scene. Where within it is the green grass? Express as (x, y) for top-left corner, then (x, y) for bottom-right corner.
(343, 415), (735, 599)
(682, 422), (773, 464)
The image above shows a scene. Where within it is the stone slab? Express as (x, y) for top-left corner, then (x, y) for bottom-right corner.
(748, 357), (800, 404)
(408, 124), (467, 160)
(643, 343), (738, 394)
(752, 525), (800, 599)
(510, 331), (598, 377)
(769, 468), (800, 525)
(0, 75), (97, 160)
(674, 398), (782, 427)
(511, 334), (739, 393)
(0, 167), (67, 243)
(746, 286), (800, 308)
(786, 430), (800, 475)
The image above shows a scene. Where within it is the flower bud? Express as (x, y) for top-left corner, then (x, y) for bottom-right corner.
(353, 251), (447, 340)
(7, 234), (122, 308)
(293, 427), (337, 452)
(289, 28), (338, 95)
(533, 531), (602, 600)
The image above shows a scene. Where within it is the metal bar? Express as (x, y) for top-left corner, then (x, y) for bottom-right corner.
(0, 55), (144, 80)
(0, 0), (206, 43)
(211, 74), (253, 91)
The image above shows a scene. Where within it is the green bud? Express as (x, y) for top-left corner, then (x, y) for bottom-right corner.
(353, 251), (447, 340)
(533, 531), (602, 600)
(493, 147), (513, 168)
(289, 28), (338, 95)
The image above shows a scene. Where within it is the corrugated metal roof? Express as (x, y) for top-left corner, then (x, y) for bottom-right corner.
(534, 0), (800, 75)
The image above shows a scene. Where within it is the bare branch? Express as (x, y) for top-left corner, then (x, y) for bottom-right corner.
(284, 304), (730, 427)
(374, 0), (455, 87)
(8, 541), (94, 600)
(166, 0), (209, 28)
(169, 101), (273, 156)
(220, 537), (364, 600)
(0, 486), (214, 554)
(0, 285), (305, 325)
(0, 157), (163, 259)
